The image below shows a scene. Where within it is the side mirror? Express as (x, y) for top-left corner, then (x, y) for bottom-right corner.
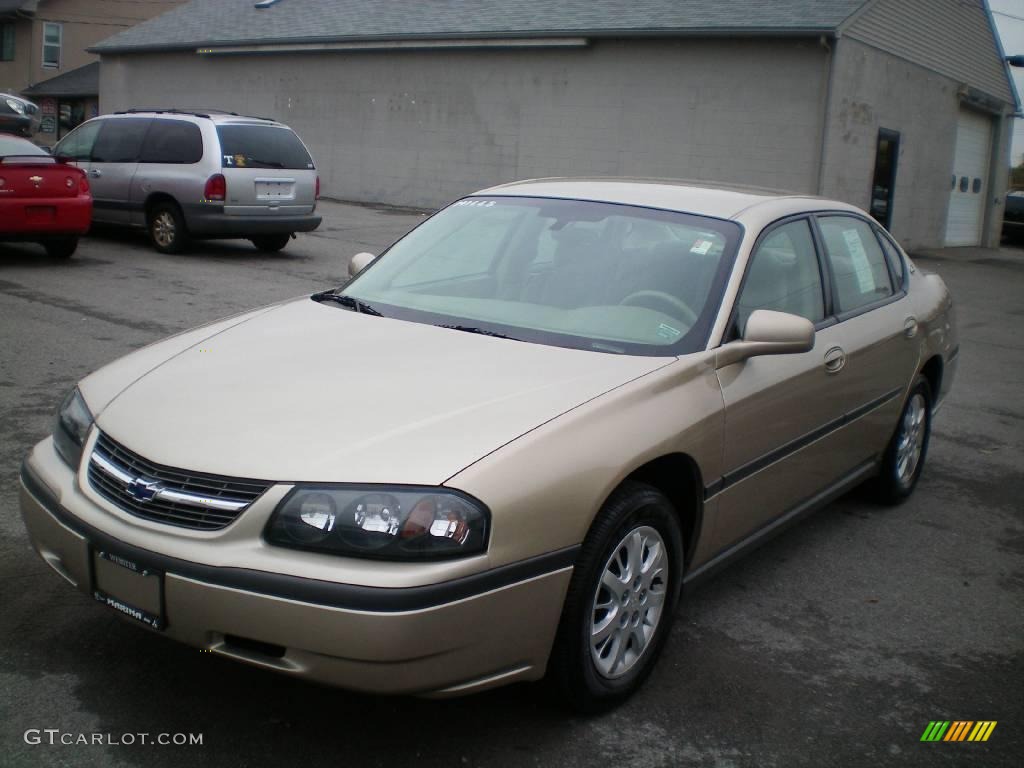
(348, 251), (375, 278)
(715, 309), (815, 369)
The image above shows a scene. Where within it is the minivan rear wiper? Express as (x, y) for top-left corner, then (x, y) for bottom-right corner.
(246, 158), (285, 169)
(438, 324), (519, 341)
(311, 291), (383, 316)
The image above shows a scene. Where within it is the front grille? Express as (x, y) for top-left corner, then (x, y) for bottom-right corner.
(87, 432), (272, 531)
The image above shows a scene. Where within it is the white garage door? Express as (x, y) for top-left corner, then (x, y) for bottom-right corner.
(944, 110), (992, 246)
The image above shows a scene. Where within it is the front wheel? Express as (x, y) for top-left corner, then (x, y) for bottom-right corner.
(549, 481), (684, 713)
(43, 237), (78, 259)
(148, 202), (189, 254)
(251, 234), (291, 252)
(868, 375), (932, 505)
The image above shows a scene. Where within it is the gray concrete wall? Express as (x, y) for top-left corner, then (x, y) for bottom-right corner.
(821, 36), (969, 250)
(100, 38), (828, 209)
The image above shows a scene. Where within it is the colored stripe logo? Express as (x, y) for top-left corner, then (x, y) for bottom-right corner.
(920, 721), (997, 742)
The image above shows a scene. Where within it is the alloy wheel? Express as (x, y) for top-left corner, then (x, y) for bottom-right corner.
(590, 525), (668, 679)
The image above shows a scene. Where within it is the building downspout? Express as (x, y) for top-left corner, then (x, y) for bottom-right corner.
(816, 34), (837, 195)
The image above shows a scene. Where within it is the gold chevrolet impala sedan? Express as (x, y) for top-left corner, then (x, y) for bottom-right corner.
(19, 179), (957, 711)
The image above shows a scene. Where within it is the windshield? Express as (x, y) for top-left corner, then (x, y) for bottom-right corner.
(336, 196), (741, 355)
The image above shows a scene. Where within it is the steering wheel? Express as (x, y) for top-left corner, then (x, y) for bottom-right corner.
(619, 290), (698, 326)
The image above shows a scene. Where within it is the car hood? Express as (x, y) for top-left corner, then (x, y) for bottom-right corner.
(91, 298), (671, 485)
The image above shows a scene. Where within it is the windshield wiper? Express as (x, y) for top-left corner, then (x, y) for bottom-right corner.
(311, 291), (383, 316)
(438, 324), (519, 341)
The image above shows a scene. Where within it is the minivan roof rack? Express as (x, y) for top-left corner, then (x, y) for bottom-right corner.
(112, 108), (276, 122)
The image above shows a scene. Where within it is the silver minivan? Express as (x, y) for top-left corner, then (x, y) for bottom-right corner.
(54, 109), (321, 253)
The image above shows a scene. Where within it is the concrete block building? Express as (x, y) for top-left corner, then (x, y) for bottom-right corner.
(91, 0), (1019, 249)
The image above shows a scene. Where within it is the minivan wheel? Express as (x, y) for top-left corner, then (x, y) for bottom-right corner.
(148, 202), (189, 254)
(250, 234), (291, 252)
(43, 237), (78, 259)
(549, 481), (684, 713)
(868, 375), (932, 505)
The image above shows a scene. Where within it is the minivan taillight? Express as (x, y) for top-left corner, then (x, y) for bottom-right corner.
(204, 174), (226, 202)
(315, 175), (320, 200)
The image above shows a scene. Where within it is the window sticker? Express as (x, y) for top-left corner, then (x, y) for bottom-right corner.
(454, 199), (497, 208)
(842, 228), (875, 293)
(690, 239), (713, 255)
(656, 323), (682, 340)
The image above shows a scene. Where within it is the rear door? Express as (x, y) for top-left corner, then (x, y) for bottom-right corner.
(815, 215), (918, 463)
(216, 122), (316, 217)
(87, 118), (150, 224)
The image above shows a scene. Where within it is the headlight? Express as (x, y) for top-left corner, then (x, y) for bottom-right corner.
(265, 487), (489, 561)
(53, 388), (94, 469)
(5, 98), (26, 116)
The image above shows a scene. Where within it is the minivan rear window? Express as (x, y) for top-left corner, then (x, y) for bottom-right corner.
(216, 125), (314, 170)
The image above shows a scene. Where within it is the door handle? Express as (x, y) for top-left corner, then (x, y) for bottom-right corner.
(824, 346), (846, 374)
(88, 169), (102, 178)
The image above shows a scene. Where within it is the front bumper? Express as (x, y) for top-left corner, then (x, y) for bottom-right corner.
(19, 443), (574, 697)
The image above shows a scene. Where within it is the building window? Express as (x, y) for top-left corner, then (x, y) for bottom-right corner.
(1, 23), (14, 61)
(42, 22), (61, 69)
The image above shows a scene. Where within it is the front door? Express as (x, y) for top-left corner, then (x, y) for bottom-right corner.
(711, 217), (852, 554)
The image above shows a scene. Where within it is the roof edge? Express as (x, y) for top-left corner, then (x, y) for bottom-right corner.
(89, 27), (839, 54)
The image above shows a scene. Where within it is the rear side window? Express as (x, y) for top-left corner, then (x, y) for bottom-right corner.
(54, 120), (102, 161)
(140, 119), (203, 164)
(874, 229), (906, 288)
(818, 216), (894, 313)
(90, 118), (150, 163)
(216, 125), (314, 170)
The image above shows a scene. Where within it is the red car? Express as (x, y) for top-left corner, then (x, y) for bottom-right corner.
(0, 134), (91, 258)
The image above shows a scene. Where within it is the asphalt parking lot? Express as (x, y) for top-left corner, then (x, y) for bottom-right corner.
(1, 202), (1021, 768)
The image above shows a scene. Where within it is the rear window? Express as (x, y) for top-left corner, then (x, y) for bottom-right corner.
(0, 136), (47, 156)
(140, 119), (203, 164)
(216, 124), (314, 170)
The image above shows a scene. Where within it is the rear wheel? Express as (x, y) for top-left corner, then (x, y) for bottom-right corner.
(868, 375), (932, 505)
(250, 234), (291, 252)
(549, 481), (684, 713)
(148, 202), (189, 254)
(43, 237), (78, 259)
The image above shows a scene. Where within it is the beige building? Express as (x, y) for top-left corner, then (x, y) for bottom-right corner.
(1, 0), (184, 139)
(94, 0), (1020, 250)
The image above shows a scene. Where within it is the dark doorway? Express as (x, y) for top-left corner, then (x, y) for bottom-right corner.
(869, 128), (900, 229)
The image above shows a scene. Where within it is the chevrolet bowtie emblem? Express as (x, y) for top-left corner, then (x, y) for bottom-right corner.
(28, 175), (43, 187)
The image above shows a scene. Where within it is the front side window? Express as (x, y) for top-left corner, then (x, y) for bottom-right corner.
(139, 119), (203, 164)
(42, 22), (61, 69)
(735, 218), (825, 332)
(54, 120), (102, 161)
(90, 118), (150, 163)
(337, 197), (741, 355)
(818, 216), (894, 313)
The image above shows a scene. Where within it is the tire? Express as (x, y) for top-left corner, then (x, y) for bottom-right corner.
(868, 375), (932, 505)
(147, 202), (189, 254)
(250, 234), (291, 252)
(43, 237), (78, 259)
(549, 481), (684, 713)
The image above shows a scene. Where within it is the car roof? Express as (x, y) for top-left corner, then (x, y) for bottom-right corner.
(104, 109), (286, 127)
(474, 177), (865, 224)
